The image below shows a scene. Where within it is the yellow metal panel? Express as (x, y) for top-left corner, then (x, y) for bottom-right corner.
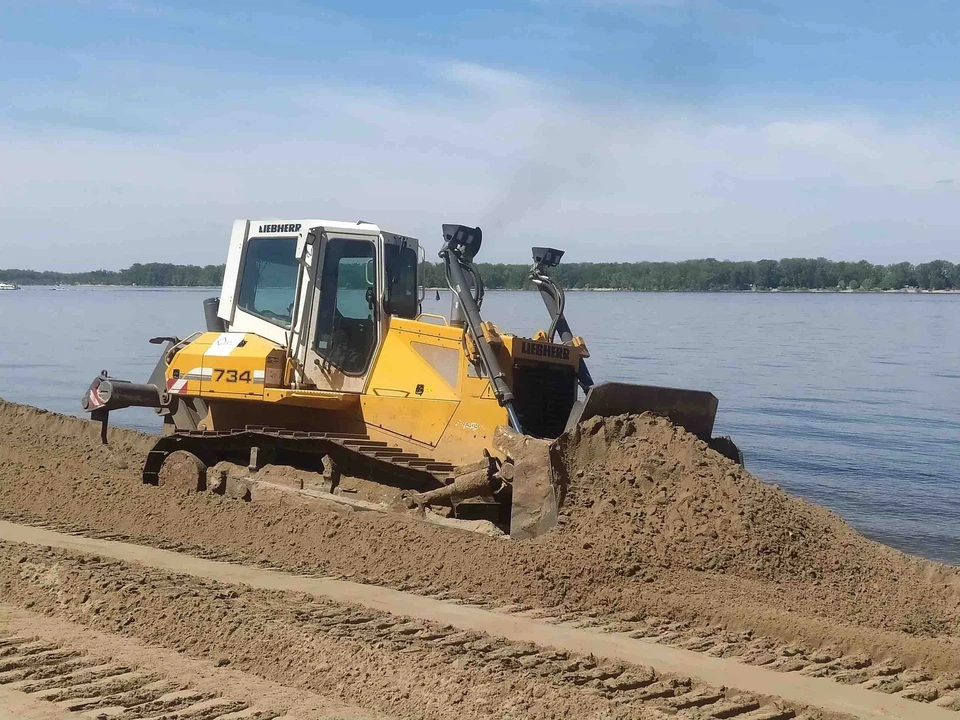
(168, 332), (285, 401)
(427, 350), (508, 465)
(201, 398), (366, 435)
(165, 334), (214, 399)
(366, 318), (463, 401)
(361, 317), (495, 450)
(200, 333), (282, 399)
(434, 394), (509, 465)
(389, 316), (465, 342)
(360, 395), (458, 447)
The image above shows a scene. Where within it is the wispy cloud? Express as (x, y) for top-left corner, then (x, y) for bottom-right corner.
(440, 62), (536, 96)
(1, 51), (958, 269)
(534, 0), (690, 9)
(583, 0), (689, 8)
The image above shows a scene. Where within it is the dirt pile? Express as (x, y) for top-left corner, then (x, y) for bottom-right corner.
(558, 413), (915, 581)
(546, 413), (960, 638)
(2, 398), (960, 671)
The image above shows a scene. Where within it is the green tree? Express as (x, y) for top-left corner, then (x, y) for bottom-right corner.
(2, 257), (956, 291)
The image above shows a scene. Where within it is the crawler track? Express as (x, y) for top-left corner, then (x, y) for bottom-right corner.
(143, 427), (457, 489)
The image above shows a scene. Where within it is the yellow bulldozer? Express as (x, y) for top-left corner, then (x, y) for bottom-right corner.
(82, 220), (741, 538)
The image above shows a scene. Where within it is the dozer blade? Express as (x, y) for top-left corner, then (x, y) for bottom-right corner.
(492, 383), (725, 541)
(565, 381), (719, 441)
(493, 426), (564, 541)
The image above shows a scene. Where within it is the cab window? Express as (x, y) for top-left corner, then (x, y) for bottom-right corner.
(237, 236), (298, 328)
(384, 243), (419, 319)
(315, 238), (377, 375)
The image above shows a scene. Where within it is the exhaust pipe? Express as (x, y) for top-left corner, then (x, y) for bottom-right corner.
(203, 297), (225, 332)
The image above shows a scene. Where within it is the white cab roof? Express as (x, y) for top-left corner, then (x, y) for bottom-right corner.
(248, 219), (383, 236)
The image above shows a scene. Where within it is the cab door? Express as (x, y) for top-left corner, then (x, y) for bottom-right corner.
(302, 230), (382, 393)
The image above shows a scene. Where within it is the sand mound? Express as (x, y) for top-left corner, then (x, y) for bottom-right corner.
(549, 413), (960, 635)
(561, 413), (871, 579)
(2, 399), (960, 670)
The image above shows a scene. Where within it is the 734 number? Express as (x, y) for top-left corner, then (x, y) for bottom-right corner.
(212, 369), (252, 383)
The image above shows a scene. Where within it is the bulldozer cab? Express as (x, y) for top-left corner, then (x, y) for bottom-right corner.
(218, 219), (421, 393)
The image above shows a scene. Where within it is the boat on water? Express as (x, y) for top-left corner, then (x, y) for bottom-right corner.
(0, 282), (21, 290)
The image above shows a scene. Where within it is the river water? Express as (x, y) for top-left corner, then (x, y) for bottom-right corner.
(1, 286), (958, 565)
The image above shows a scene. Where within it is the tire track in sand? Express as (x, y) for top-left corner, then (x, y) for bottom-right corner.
(8, 508), (960, 712)
(0, 520), (953, 720)
(0, 634), (278, 719)
(0, 608), (391, 720)
(0, 542), (802, 720)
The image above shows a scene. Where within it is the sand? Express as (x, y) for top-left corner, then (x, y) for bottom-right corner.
(1, 399), (959, 676)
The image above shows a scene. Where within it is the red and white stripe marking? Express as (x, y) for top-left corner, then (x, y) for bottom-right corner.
(166, 367), (210, 395)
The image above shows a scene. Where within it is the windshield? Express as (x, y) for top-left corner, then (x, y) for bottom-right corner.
(237, 236), (298, 328)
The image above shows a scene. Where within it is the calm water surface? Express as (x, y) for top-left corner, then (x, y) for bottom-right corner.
(1, 287), (958, 564)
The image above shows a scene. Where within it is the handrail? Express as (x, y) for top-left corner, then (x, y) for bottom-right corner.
(415, 313), (449, 326)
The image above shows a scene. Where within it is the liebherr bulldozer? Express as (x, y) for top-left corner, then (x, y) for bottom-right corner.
(82, 220), (741, 538)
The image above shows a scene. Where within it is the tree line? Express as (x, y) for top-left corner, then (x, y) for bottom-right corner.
(0, 263), (224, 288)
(421, 258), (960, 291)
(2, 258), (959, 291)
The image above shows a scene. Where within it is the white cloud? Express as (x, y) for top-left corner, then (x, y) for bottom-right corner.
(439, 62), (536, 96)
(535, 0), (689, 9)
(583, 0), (688, 7)
(1, 59), (958, 270)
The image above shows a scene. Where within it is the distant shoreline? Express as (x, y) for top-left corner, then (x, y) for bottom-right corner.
(566, 287), (960, 294)
(8, 284), (960, 294)
(3, 257), (958, 293)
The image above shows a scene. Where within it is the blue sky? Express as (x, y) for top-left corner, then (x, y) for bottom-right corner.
(2, 0), (959, 269)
